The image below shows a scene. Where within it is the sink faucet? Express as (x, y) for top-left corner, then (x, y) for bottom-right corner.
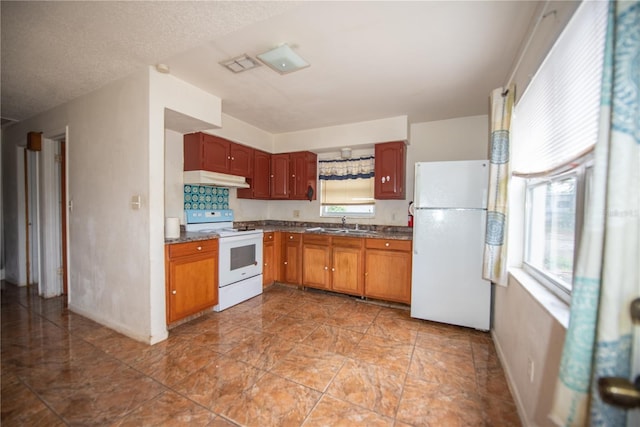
(341, 216), (347, 228)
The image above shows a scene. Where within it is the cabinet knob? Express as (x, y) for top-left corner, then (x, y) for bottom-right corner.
(227, 156), (231, 160)
(284, 261), (288, 265)
(324, 266), (328, 270)
(231, 157), (235, 160)
(172, 290), (177, 295)
(332, 268), (335, 272)
(387, 175), (390, 181)
(289, 236), (293, 240)
(197, 246), (202, 251)
(291, 174), (295, 178)
(271, 174), (274, 178)
(385, 242), (390, 247)
(264, 263), (268, 266)
(381, 177), (386, 184)
(269, 235), (273, 240)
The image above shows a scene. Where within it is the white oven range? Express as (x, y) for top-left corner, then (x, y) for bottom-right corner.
(185, 209), (263, 311)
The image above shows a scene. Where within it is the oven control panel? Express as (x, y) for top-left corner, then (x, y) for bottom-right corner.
(186, 209), (234, 224)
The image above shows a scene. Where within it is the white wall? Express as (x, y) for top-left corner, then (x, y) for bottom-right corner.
(3, 68), (153, 342)
(274, 116), (408, 153)
(265, 115), (489, 226)
(163, 114), (489, 226)
(491, 2), (580, 424)
(2, 141), (26, 285)
(149, 68), (222, 343)
(209, 114), (275, 153)
(2, 67), (223, 344)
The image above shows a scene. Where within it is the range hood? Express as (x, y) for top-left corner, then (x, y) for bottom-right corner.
(183, 170), (250, 189)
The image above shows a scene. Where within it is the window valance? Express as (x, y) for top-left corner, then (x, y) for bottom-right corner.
(318, 156), (374, 180)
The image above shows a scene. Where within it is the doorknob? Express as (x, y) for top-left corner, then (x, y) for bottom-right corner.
(597, 376), (640, 409)
(597, 297), (640, 409)
(630, 297), (640, 324)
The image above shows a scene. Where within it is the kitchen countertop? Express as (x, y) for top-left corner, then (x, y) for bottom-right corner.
(165, 220), (413, 244)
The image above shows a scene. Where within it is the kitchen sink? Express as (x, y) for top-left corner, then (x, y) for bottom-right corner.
(306, 227), (377, 236)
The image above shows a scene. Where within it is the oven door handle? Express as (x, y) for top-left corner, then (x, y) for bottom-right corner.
(219, 233), (263, 244)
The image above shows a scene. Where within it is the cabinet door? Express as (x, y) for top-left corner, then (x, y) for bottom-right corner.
(203, 135), (230, 173)
(183, 133), (206, 170)
(289, 151), (317, 200)
(271, 154), (290, 199)
(303, 244), (331, 290)
(364, 248), (411, 304)
(229, 143), (253, 177)
(282, 233), (301, 284)
(253, 150), (271, 199)
(167, 253), (218, 323)
(289, 152), (306, 199)
(263, 240), (274, 287)
(331, 245), (364, 296)
(374, 141), (406, 199)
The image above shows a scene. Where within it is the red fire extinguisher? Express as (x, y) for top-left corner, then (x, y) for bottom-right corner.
(408, 201), (414, 227)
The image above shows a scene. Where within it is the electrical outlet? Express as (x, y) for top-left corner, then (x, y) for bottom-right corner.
(527, 357), (535, 383)
(293, 210), (300, 218)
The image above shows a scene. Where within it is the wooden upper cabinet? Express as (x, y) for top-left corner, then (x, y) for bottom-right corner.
(252, 150), (271, 198)
(289, 151), (317, 201)
(374, 141), (406, 199)
(270, 154), (290, 199)
(183, 132), (252, 177)
(239, 149), (271, 199)
(229, 143), (253, 178)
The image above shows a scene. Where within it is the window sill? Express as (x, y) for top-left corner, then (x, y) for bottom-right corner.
(508, 268), (570, 329)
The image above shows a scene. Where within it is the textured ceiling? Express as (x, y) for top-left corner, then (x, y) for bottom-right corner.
(1, 1), (539, 134)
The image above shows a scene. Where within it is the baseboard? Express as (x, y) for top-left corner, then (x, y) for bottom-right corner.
(492, 329), (531, 426)
(68, 303), (165, 345)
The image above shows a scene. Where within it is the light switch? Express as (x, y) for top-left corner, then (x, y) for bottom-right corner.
(131, 195), (141, 210)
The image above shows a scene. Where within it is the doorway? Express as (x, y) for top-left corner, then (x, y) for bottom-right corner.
(25, 135), (68, 297)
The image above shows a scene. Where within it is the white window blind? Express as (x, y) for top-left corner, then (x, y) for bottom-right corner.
(512, 0), (607, 174)
(321, 178), (374, 205)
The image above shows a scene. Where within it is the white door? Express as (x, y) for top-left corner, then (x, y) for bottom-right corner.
(411, 208), (491, 330)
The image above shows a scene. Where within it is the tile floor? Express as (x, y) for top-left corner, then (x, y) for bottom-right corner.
(1, 282), (521, 426)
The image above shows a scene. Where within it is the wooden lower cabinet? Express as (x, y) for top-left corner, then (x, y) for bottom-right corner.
(262, 232), (278, 287)
(165, 239), (218, 324)
(364, 238), (412, 304)
(281, 232), (302, 285)
(302, 235), (331, 290)
(303, 235), (364, 296)
(331, 237), (365, 296)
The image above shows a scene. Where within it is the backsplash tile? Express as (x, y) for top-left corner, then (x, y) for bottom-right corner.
(184, 185), (229, 210)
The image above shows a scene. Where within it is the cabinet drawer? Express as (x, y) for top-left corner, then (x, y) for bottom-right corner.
(263, 232), (275, 242)
(168, 239), (217, 258)
(365, 238), (411, 252)
(332, 236), (364, 248)
(284, 232), (301, 243)
(303, 234), (331, 245)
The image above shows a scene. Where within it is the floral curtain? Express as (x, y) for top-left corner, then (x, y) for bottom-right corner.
(482, 84), (515, 286)
(550, 1), (639, 425)
(318, 156), (374, 181)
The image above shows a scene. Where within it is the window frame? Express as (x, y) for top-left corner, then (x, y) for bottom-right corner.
(521, 153), (593, 303)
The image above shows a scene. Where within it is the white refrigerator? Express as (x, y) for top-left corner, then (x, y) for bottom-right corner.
(410, 160), (491, 330)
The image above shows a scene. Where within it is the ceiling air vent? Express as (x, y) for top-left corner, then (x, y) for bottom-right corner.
(220, 54), (261, 73)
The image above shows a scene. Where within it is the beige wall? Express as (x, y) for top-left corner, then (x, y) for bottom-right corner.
(493, 274), (567, 426)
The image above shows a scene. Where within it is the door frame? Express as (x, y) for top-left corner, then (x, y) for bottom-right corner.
(24, 130), (69, 298)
